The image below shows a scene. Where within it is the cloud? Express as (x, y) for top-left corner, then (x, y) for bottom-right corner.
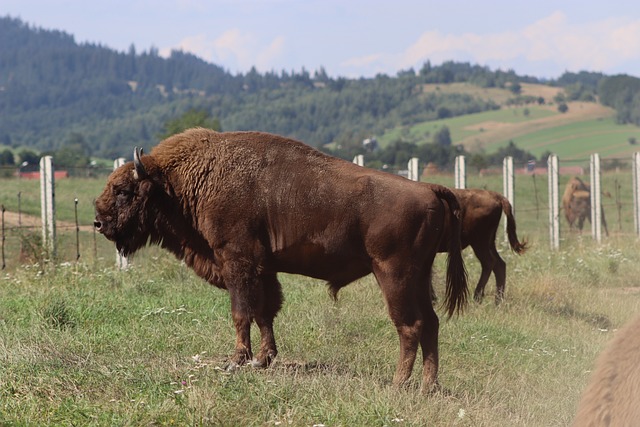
(162, 29), (285, 72)
(344, 11), (640, 77)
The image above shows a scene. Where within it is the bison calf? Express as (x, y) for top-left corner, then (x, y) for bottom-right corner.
(435, 189), (527, 304)
(94, 128), (469, 391)
(572, 314), (640, 426)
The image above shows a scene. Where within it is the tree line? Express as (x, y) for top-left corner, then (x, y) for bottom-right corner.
(0, 15), (636, 170)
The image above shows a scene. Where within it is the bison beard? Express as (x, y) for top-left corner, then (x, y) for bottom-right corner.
(94, 128), (468, 391)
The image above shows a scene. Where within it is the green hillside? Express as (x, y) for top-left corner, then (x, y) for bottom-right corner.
(3, 16), (640, 169)
(378, 82), (640, 163)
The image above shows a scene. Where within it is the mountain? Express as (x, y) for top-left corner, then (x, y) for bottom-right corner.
(1, 15), (638, 166)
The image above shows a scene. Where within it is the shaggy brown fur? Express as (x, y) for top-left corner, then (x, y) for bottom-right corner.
(563, 177), (609, 236)
(437, 189), (527, 304)
(572, 314), (640, 426)
(94, 128), (469, 390)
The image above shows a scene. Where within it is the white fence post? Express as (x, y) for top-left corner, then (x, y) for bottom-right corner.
(353, 154), (364, 167)
(39, 156), (56, 258)
(408, 157), (419, 181)
(454, 155), (466, 189)
(547, 154), (560, 250)
(503, 156), (515, 239)
(114, 158), (129, 269)
(633, 152), (640, 237)
(590, 153), (602, 243)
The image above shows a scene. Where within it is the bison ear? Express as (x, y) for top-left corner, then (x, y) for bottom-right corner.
(133, 147), (148, 180)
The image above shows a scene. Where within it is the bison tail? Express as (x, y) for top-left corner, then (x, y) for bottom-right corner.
(434, 186), (468, 318)
(501, 197), (528, 255)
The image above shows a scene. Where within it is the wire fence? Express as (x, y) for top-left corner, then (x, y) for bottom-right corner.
(1, 155), (639, 271)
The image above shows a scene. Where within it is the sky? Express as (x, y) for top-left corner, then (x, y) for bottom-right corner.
(4, 0), (640, 79)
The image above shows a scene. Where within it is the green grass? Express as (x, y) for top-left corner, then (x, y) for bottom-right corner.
(1, 174), (640, 425)
(485, 116), (640, 160)
(0, 176), (107, 226)
(378, 82), (640, 162)
(379, 106), (558, 148)
(1, 238), (639, 425)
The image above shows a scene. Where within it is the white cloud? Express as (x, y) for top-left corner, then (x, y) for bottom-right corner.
(162, 29), (285, 72)
(255, 35), (285, 71)
(344, 11), (640, 77)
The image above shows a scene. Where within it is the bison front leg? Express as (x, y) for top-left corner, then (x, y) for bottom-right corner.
(251, 274), (283, 368)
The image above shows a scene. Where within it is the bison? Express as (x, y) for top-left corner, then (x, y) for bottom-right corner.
(571, 314), (640, 426)
(94, 128), (469, 391)
(436, 189), (527, 304)
(562, 177), (609, 236)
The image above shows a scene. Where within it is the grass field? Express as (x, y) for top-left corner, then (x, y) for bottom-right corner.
(378, 82), (640, 163)
(1, 219), (639, 426)
(1, 173), (640, 425)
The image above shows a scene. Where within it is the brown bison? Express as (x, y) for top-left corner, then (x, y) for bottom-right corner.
(94, 128), (468, 390)
(563, 177), (609, 236)
(571, 314), (640, 426)
(437, 189), (527, 304)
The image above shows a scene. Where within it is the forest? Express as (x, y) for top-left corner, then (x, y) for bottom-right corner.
(1, 15), (639, 170)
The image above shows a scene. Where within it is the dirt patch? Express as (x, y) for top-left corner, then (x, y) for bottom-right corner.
(519, 83), (563, 101)
(2, 209), (94, 232)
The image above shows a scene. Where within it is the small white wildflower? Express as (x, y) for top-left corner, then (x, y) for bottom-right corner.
(391, 418), (404, 423)
(458, 409), (466, 419)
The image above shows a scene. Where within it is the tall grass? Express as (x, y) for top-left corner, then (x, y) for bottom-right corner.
(1, 170), (640, 425)
(1, 225), (640, 425)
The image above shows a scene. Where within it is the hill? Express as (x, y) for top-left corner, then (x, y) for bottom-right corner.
(379, 82), (640, 165)
(2, 15), (640, 168)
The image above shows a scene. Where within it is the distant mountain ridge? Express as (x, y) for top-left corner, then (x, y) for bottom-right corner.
(0, 15), (636, 162)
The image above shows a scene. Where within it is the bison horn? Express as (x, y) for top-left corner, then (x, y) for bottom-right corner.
(133, 146), (147, 180)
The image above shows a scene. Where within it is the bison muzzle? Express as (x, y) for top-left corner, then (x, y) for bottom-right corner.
(94, 128), (468, 390)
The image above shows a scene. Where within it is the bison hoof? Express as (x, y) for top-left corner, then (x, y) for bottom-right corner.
(224, 360), (241, 372)
(250, 358), (266, 368)
(252, 351), (277, 368)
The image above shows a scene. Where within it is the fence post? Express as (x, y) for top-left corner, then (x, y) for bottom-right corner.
(590, 153), (602, 243)
(454, 155), (466, 189)
(633, 152), (640, 237)
(114, 158), (129, 269)
(547, 154), (560, 250)
(503, 156), (515, 240)
(1, 204), (5, 270)
(39, 156), (56, 258)
(353, 154), (364, 167)
(408, 157), (419, 181)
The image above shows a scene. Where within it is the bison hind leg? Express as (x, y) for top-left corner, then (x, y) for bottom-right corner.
(471, 244), (496, 303)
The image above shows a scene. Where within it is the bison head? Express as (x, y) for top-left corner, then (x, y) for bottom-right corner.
(94, 147), (163, 256)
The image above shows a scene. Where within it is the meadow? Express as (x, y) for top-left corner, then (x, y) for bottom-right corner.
(378, 82), (640, 163)
(1, 171), (640, 426)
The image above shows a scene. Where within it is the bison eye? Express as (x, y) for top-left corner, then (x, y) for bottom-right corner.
(116, 188), (134, 199)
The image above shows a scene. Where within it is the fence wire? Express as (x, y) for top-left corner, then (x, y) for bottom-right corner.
(2, 157), (640, 270)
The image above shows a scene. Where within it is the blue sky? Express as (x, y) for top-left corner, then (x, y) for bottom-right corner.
(4, 0), (640, 79)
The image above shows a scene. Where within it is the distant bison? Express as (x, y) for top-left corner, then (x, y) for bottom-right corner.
(562, 177), (609, 236)
(94, 128), (468, 390)
(572, 314), (640, 426)
(437, 189), (527, 304)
